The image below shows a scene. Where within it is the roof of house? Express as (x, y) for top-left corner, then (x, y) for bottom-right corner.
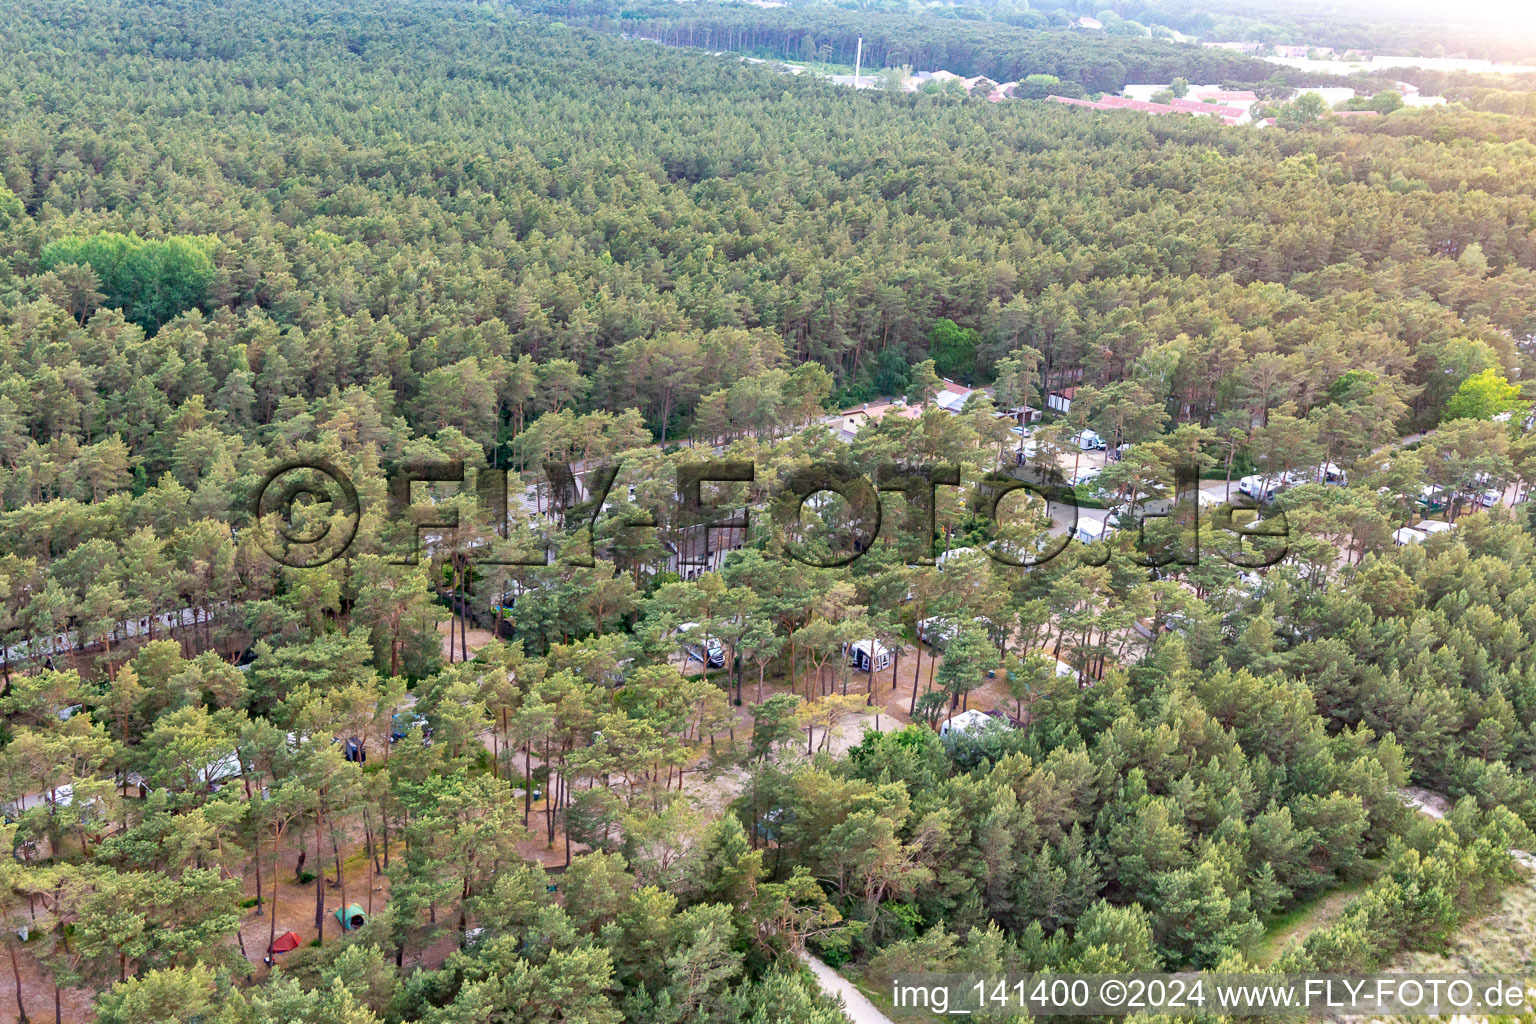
(1193, 89), (1258, 102)
(840, 400), (922, 423)
(1168, 98), (1247, 117)
(1096, 95), (1191, 115)
(934, 379), (979, 413)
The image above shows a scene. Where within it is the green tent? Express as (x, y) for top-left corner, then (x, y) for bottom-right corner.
(334, 903), (367, 931)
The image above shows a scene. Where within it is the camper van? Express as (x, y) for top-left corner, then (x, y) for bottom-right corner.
(1068, 465), (1102, 488)
(916, 616), (994, 650)
(1071, 428), (1106, 451)
(916, 616), (956, 648)
(1072, 518), (1113, 545)
(1237, 473), (1294, 503)
(844, 639), (892, 673)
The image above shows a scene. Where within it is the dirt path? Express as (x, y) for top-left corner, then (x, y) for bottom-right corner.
(801, 952), (896, 1024)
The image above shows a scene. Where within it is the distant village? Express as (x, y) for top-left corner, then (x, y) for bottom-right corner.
(735, 11), (1505, 127)
(794, 62), (1450, 128)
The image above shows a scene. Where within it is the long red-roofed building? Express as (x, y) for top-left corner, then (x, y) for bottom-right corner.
(1193, 89), (1259, 103)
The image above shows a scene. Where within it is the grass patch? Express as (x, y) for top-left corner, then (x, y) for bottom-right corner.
(1254, 877), (1373, 965)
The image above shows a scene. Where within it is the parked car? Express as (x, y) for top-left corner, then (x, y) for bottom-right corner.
(390, 712), (431, 743)
(677, 622), (725, 668)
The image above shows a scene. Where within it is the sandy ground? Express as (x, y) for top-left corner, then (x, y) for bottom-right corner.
(438, 618), (499, 662)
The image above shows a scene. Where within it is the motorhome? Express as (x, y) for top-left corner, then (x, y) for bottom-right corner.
(916, 616), (957, 648)
(916, 616), (994, 650)
(1068, 465), (1103, 488)
(1071, 428), (1106, 451)
(1072, 517), (1113, 544)
(1237, 472), (1294, 503)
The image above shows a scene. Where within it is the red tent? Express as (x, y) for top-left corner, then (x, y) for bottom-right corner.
(268, 931), (302, 954)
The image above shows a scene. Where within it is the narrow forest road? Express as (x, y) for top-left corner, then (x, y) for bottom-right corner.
(800, 952), (896, 1024)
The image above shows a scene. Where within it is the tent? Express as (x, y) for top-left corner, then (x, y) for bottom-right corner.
(334, 904), (367, 931)
(939, 708), (995, 738)
(269, 931), (302, 954)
